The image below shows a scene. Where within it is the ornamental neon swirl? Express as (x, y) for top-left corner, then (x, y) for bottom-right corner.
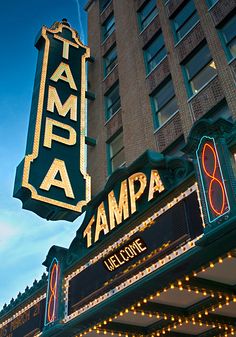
(196, 136), (230, 223)
(45, 258), (59, 325)
(201, 142), (226, 216)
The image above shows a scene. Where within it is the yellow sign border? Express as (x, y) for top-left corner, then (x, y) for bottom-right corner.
(22, 22), (91, 212)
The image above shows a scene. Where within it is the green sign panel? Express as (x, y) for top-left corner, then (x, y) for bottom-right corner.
(13, 20), (91, 221)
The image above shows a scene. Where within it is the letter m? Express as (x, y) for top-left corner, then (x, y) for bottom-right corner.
(108, 180), (129, 230)
(47, 85), (77, 121)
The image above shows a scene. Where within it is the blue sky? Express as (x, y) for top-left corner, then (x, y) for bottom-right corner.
(0, 0), (88, 309)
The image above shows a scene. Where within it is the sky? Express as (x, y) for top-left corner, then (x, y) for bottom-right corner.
(0, 0), (88, 309)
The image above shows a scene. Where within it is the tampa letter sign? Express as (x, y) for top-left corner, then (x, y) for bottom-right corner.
(14, 20), (91, 221)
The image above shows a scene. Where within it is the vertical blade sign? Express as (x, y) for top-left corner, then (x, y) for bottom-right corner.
(13, 20), (91, 221)
(196, 136), (230, 223)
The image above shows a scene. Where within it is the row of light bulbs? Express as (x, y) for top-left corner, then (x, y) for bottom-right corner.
(63, 235), (200, 323)
(76, 318), (235, 337)
(65, 184), (199, 283)
(0, 293), (46, 329)
(63, 185), (200, 322)
(74, 252), (235, 337)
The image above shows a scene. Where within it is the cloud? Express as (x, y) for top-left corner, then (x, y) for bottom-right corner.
(73, 0), (85, 43)
(0, 220), (19, 249)
(0, 208), (84, 308)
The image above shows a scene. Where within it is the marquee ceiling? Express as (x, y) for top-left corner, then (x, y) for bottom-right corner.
(76, 252), (236, 337)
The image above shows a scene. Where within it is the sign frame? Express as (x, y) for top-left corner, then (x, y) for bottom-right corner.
(14, 21), (91, 221)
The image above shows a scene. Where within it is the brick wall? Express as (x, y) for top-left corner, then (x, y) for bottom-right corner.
(106, 109), (123, 140)
(147, 57), (170, 94)
(189, 76), (224, 121)
(176, 22), (205, 63)
(86, 0), (236, 194)
(210, 0), (236, 26)
(154, 112), (183, 152)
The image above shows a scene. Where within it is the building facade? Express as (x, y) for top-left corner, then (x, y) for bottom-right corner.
(1, 1), (236, 337)
(86, 0), (236, 195)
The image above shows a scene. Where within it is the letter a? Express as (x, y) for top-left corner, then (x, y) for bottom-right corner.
(50, 62), (77, 90)
(148, 170), (165, 201)
(40, 159), (75, 198)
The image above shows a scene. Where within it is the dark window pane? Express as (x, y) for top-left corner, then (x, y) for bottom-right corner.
(152, 80), (178, 127)
(174, 0), (195, 29)
(103, 15), (115, 40)
(185, 45), (212, 79)
(177, 12), (198, 40)
(173, 0), (199, 41)
(157, 97), (178, 125)
(190, 60), (217, 94)
(110, 132), (125, 172)
(112, 148), (125, 171)
(100, 0), (112, 11)
(229, 37), (236, 58)
(146, 35), (163, 60)
(209, 103), (231, 121)
(206, 0), (218, 7)
(139, 0), (158, 30)
(154, 80), (175, 110)
(220, 15), (236, 60)
(107, 96), (121, 116)
(104, 46), (117, 75)
(222, 16), (236, 44)
(105, 84), (121, 118)
(148, 47), (166, 72)
(145, 33), (166, 73)
(111, 135), (122, 157)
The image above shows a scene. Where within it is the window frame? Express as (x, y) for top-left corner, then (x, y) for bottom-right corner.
(104, 82), (121, 120)
(137, 0), (158, 32)
(102, 14), (115, 42)
(151, 78), (179, 130)
(171, 0), (199, 43)
(103, 45), (118, 77)
(107, 131), (125, 175)
(206, 0), (219, 9)
(219, 15), (236, 62)
(100, 0), (112, 13)
(144, 31), (167, 75)
(163, 0), (170, 5)
(182, 44), (217, 97)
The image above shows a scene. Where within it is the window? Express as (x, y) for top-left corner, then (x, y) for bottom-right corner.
(138, 0), (158, 31)
(151, 79), (178, 128)
(108, 132), (125, 173)
(207, 102), (232, 121)
(171, 0), (199, 42)
(105, 82), (121, 119)
(103, 45), (118, 76)
(100, 0), (112, 12)
(102, 14), (115, 41)
(144, 32), (167, 74)
(206, 0), (218, 8)
(220, 15), (236, 61)
(183, 44), (217, 96)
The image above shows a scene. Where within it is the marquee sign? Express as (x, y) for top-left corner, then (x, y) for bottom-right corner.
(13, 20), (91, 221)
(0, 298), (45, 337)
(83, 169), (165, 248)
(196, 136), (230, 223)
(67, 186), (203, 316)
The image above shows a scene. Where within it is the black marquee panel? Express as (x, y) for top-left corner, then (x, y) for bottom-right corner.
(0, 298), (45, 337)
(68, 191), (203, 314)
